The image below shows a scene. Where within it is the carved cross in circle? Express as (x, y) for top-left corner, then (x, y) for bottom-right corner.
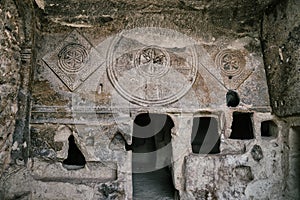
(216, 49), (245, 78)
(58, 43), (88, 74)
(222, 54), (240, 72)
(136, 47), (170, 77)
(63, 50), (85, 68)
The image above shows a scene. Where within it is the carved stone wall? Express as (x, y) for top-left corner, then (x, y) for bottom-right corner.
(27, 24), (276, 199)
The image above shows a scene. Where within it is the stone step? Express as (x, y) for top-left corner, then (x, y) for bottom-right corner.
(133, 167), (175, 200)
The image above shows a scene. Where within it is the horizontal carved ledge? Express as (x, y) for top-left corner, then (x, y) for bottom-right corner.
(30, 158), (117, 183)
(30, 105), (272, 124)
(31, 105), (272, 113)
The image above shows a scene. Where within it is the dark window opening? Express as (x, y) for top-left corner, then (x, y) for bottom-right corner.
(97, 83), (103, 94)
(230, 112), (254, 140)
(131, 113), (174, 154)
(62, 135), (86, 170)
(191, 117), (220, 154)
(261, 120), (278, 138)
(226, 90), (240, 107)
(125, 140), (132, 151)
(134, 113), (151, 127)
(132, 113), (176, 199)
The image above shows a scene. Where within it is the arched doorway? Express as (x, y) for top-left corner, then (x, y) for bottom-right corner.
(130, 113), (176, 199)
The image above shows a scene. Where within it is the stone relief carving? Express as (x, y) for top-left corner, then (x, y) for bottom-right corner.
(215, 49), (252, 90)
(42, 30), (101, 91)
(134, 46), (170, 78)
(107, 27), (198, 106)
(216, 49), (245, 78)
(57, 43), (89, 74)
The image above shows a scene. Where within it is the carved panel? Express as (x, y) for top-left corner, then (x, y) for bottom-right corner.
(134, 46), (170, 78)
(107, 27), (198, 106)
(215, 49), (252, 90)
(57, 43), (88, 74)
(42, 30), (100, 91)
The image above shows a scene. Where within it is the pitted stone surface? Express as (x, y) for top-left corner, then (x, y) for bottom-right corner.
(262, 0), (300, 116)
(0, 0), (22, 176)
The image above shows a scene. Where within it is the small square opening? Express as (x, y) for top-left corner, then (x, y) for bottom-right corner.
(261, 120), (278, 138)
(230, 112), (254, 140)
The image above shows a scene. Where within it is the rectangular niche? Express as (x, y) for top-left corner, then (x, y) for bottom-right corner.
(191, 117), (220, 154)
(261, 120), (278, 138)
(287, 126), (300, 198)
(230, 112), (254, 140)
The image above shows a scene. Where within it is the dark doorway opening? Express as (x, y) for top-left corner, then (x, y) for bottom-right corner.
(191, 117), (220, 154)
(230, 112), (254, 140)
(131, 113), (176, 200)
(62, 135), (86, 170)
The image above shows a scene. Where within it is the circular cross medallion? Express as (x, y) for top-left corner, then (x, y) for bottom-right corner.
(107, 27), (198, 106)
(58, 43), (88, 74)
(216, 49), (245, 77)
(135, 47), (170, 78)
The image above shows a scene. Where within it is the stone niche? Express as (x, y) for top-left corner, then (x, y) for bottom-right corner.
(2, 0), (299, 199)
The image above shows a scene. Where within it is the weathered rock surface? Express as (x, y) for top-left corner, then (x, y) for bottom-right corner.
(262, 0), (300, 116)
(0, 0), (22, 176)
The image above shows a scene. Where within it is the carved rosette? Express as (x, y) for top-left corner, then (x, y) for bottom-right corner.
(135, 46), (170, 78)
(42, 30), (100, 91)
(107, 28), (198, 106)
(57, 43), (88, 74)
(215, 49), (252, 89)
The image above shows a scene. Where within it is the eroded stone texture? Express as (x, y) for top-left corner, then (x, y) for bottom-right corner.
(185, 118), (286, 200)
(251, 144), (264, 162)
(37, 0), (278, 37)
(0, 0), (22, 176)
(262, 0), (300, 116)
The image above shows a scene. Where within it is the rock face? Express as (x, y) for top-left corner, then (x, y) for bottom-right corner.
(262, 0), (300, 117)
(0, 0), (299, 200)
(0, 0), (22, 176)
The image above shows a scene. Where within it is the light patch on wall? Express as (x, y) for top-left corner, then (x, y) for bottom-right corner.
(54, 126), (72, 159)
(35, 0), (45, 10)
